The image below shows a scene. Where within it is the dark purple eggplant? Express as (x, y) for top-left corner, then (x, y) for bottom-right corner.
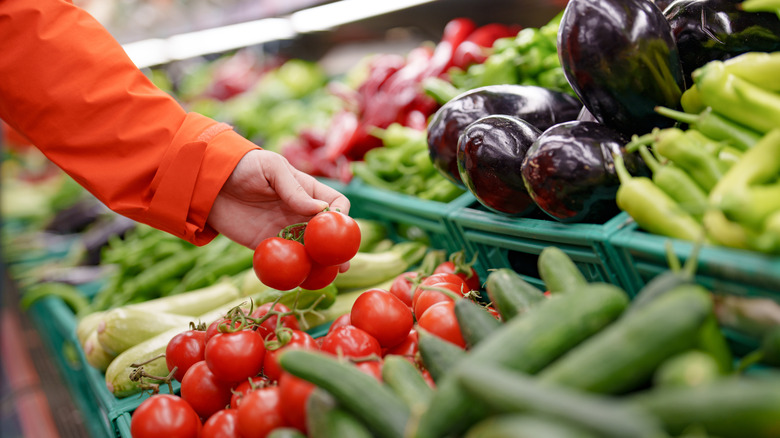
(664, 0), (780, 85)
(520, 121), (648, 224)
(427, 84), (582, 188)
(457, 115), (541, 215)
(558, 0), (686, 137)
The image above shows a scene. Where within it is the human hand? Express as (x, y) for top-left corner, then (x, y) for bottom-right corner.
(207, 149), (351, 250)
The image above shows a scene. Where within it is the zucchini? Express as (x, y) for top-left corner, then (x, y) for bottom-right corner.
(484, 268), (545, 321)
(653, 350), (722, 388)
(416, 327), (466, 382)
(105, 294), (258, 397)
(630, 376), (780, 438)
(537, 246), (587, 294)
(465, 414), (600, 438)
(538, 284), (713, 394)
(83, 330), (117, 372)
(127, 280), (243, 316)
(412, 282), (630, 438)
(333, 241), (427, 289)
(96, 307), (194, 356)
(456, 364), (666, 438)
(279, 349), (411, 438)
(76, 310), (108, 346)
(355, 218), (389, 252)
(381, 354), (434, 415)
(306, 388), (373, 438)
(267, 428), (307, 438)
(454, 298), (501, 348)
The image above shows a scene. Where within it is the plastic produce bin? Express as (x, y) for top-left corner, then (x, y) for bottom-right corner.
(449, 203), (632, 292)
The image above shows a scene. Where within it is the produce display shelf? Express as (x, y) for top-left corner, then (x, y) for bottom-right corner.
(609, 220), (780, 301)
(344, 177), (476, 255)
(448, 205), (633, 292)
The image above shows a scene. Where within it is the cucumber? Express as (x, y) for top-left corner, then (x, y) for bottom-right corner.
(279, 349), (410, 438)
(333, 241), (427, 289)
(96, 308), (193, 356)
(105, 294), (258, 397)
(465, 414), (600, 438)
(456, 364), (666, 438)
(306, 388), (373, 438)
(630, 376), (780, 438)
(454, 299), (501, 348)
(653, 350), (722, 389)
(381, 354), (434, 415)
(538, 284), (713, 394)
(696, 314), (733, 373)
(412, 282), (630, 438)
(537, 246), (587, 294)
(416, 327), (466, 382)
(484, 268), (545, 321)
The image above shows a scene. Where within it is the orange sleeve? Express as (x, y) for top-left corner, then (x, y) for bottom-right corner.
(0, 0), (260, 245)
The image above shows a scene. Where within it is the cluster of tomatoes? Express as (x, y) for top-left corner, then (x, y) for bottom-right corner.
(252, 210), (361, 291)
(129, 251), (492, 438)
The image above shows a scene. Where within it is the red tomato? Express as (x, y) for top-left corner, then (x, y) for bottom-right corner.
(413, 283), (460, 321)
(205, 330), (266, 383)
(253, 237), (312, 290)
(278, 372), (315, 433)
(251, 302), (300, 340)
(433, 260), (481, 292)
(180, 361), (234, 419)
(303, 211), (361, 266)
(237, 386), (287, 438)
(131, 394), (201, 438)
(299, 261), (340, 290)
(354, 359), (384, 382)
(383, 329), (418, 360)
(201, 408), (240, 438)
(205, 310), (249, 344)
(262, 329), (318, 382)
(417, 301), (466, 348)
(389, 271), (421, 307)
(166, 329), (206, 382)
(411, 273), (468, 310)
(350, 288), (414, 348)
(319, 325), (382, 359)
(230, 376), (269, 409)
(328, 313), (352, 334)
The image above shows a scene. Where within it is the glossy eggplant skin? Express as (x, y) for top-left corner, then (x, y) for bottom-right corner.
(427, 84), (582, 188)
(664, 0), (780, 85)
(457, 115), (542, 215)
(558, 0), (686, 138)
(521, 121), (648, 224)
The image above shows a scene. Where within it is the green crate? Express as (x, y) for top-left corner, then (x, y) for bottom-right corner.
(27, 297), (115, 438)
(609, 218), (780, 300)
(345, 178), (474, 254)
(113, 412), (132, 438)
(449, 204), (632, 292)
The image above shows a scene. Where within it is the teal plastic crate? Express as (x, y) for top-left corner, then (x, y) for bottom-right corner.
(27, 297), (115, 438)
(113, 412), (132, 438)
(609, 218), (780, 300)
(345, 178), (474, 254)
(449, 204), (632, 292)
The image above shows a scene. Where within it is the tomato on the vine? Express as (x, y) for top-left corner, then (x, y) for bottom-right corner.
(299, 261), (340, 290)
(253, 237), (311, 290)
(230, 376), (269, 409)
(417, 301), (466, 348)
(262, 329), (318, 382)
(303, 211), (361, 266)
(131, 394), (201, 438)
(319, 325), (382, 359)
(251, 302), (300, 341)
(201, 408), (240, 438)
(411, 273), (468, 310)
(166, 329), (206, 382)
(205, 329), (266, 383)
(180, 361), (234, 419)
(237, 386), (287, 438)
(350, 288), (414, 348)
(354, 358), (384, 382)
(383, 329), (418, 360)
(389, 271), (421, 307)
(433, 260), (481, 292)
(278, 372), (316, 433)
(412, 282), (461, 321)
(327, 313), (352, 334)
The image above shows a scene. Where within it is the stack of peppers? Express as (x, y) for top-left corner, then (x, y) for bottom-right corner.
(615, 51), (780, 255)
(281, 18), (520, 182)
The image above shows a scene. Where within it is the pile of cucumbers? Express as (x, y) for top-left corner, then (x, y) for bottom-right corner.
(279, 247), (780, 438)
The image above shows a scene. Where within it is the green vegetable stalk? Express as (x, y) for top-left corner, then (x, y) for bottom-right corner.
(614, 153), (706, 242)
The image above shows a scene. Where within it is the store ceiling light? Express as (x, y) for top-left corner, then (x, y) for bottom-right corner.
(289, 0), (438, 33)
